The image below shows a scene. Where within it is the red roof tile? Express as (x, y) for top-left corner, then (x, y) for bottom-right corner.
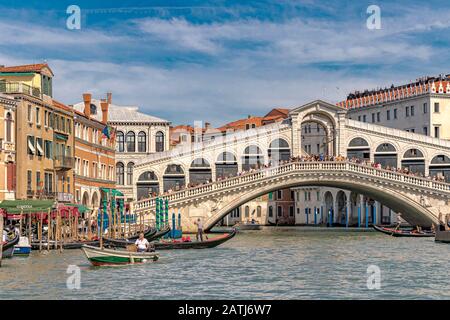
(0, 63), (54, 76)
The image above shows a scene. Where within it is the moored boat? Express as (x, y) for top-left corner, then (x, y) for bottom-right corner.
(148, 225), (171, 241)
(126, 227), (157, 241)
(81, 244), (159, 266)
(154, 230), (236, 250)
(31, 239), (100, 250)
(13, 237), (31, 256)
(373, 225), (434, 237)
(236, 222), (261, 230)
(435, 229), (450, 243)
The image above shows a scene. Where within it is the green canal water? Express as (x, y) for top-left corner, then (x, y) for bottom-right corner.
(0, 228), (449, 299)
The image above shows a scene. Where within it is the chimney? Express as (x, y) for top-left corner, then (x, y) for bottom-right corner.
(204, 122), (211, 130)
(83, 93), (92, 118)
(100, 98), (109, 124)
(106, 92), (112, 104)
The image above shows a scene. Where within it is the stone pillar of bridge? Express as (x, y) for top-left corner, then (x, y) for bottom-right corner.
(291, 116), (302, 157)
(359, 194), (365, 225)
(335, 110), (348, 157)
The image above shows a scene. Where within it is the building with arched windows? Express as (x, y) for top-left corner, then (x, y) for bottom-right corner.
(74, 96), (171, 202)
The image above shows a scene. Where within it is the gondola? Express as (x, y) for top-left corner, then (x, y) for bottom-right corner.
(2, 233), (19, 258)
(373, 225), (435, 238)
(126, 227), (157, 241)
(435, 229), (450, 243)
(154, 230), (237, 250)
(81, 244), (159, 267)
(31, 240), (100, 250)
(148, 225), (171, 241)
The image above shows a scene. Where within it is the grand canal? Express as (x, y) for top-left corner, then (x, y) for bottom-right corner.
(1, 228), (449, 300)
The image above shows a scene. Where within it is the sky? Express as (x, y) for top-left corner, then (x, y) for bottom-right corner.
(0, 0), (449, 126)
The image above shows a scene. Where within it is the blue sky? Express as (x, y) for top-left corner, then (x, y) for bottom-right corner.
(0, 0), (449, 125)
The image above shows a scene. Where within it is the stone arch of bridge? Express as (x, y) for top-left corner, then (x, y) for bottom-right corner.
(203, 176), (438, 231)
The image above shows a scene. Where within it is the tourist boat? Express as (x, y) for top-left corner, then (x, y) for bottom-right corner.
(373, 225), (435, 237)
(2, 233), (19, 258)
(81, 244), (159, 266)
(153, 230), (237, 250)
(126, 227), (157, 241)
(13, 237), (31, 256)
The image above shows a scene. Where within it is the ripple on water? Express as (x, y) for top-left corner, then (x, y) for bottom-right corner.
(0, 229), (449, 299)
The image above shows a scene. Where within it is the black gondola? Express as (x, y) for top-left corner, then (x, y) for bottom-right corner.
(148, 225), (171, 241)
(2, 233), (19, 258)
(373, 225), (434, 238)
(154, 230), (237, 250)
(31, 240), (100, 250)
(127, 227), (157, 241)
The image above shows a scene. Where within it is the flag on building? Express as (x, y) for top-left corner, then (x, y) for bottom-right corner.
(102, 125), (114, 139)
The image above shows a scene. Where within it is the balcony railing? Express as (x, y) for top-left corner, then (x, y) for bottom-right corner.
(0, 81), (41, 98)
(54, 155), (74, 170)
(57, 192), (73, 202)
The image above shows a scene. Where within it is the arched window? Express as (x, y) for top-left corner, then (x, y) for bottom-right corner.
(245, 206), (250, 218)
(116, 162), (124, 185)
(156, 131), (164, 152)
(257, 206), (262, 217)
(116, 131), (124, 152)
(348, 137), (369, 147)
(126, 132), (135, 152)
(5, 112), (12, 142)
(138, 131), (147, 153)
(126, 162), (134, 185)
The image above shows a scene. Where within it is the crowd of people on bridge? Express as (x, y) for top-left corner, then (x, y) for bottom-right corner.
(151, 154), (447, 199)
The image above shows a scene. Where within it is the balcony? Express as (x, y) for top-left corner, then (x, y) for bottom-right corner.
(54, 155), (74, 171)
(57, 192), (73, 203)
(0, 81), (41, 98)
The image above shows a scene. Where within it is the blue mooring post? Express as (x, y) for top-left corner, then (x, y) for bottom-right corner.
(305, 208), (309, 224)
(357, 206), (361, 228)
(345, 206), (349, 228)
(172, 212), (176, 238)
(165, 199), (169, 227)
(320, 206), (323, 224)
(365, 202), (369, 229)
(328, 209), (332, 227)
(374, 203), (377, 226)
(314, 207), (317, 225)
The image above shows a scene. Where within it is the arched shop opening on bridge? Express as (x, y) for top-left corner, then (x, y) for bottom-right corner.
(401, 149), (425, 175)
(300, 121), (330, 156)
(137, 171), (159, 200)
(189, 158), (212, 185)
(242, 145), (264, 171)
(163, 164), (185, 192)
(429, 155), (450, 181)
(216, 152), (238, 179)
(268, 138), (291, 164)
(374, 143), (397, 167)
(347, 137), (370, 160)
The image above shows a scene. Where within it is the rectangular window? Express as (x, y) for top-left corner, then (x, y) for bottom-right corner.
(27, 170), (32, 191)
(434, 103), (440, 113)
(277, 206), (282, 217)
(423, 103), (427, 114)
(405, 106), (409, 117)
(44, 110), (48, 126)
(290, 190), (295, 200)
(386, 110), (390, 120)
(289, 206), (294, 217)
(411, 106), (414, 116)
(27, 105), (32, 122)
(317, 191), (320, 201)
(435, 126), (440, 138)
(36, 171), (41, 191)
(304, 191), (308, 201)
(358, 115), (361, 121)
(36, 107), (40, 124)
(423, 126), (428, 135)
(371, 113), (375, 123)
(363, 115), (366, 122)
(277, 190), (282, 199)
(36, 137), (43, 156)
(377, 112), (380, 122)
(394, 109), (397, 119)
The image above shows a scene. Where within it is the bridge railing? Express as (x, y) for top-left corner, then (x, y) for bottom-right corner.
(134, 161), (450, 211)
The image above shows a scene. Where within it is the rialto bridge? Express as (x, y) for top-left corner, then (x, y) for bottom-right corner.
(132, 100), (450, 232)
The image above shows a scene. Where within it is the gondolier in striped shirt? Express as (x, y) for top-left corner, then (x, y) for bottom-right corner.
(194, 218), (204, 242)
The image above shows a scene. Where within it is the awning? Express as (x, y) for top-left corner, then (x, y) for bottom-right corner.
(66, 203), (90, 214)
(28, 139), (36, 155)
(100, 188), (124, 197)
(36, 140), (44, 156)
(0, 200), (55, 214)
(54, 133), (68, 141)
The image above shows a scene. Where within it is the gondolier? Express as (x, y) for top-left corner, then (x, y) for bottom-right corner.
(194, 218), (204, 242)
(135, 233), (150, 252)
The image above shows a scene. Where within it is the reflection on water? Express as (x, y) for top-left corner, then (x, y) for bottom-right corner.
(1, 228), (449, 299)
